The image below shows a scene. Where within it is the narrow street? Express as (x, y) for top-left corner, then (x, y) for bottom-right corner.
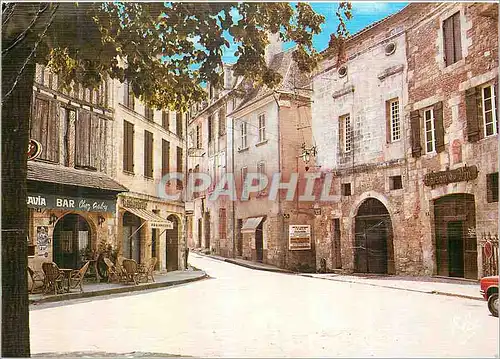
(30, 253), (498, 358)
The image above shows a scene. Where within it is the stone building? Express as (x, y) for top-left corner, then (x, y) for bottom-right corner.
(231, 45), (316, 271)
(405, 2), (498, 279)
(27, 65), (127, 273)
(112, 78), (186, 271)
(311, 2), (498, 279)
(186, 64), (238, 257)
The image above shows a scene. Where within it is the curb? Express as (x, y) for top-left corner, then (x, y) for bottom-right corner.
(201, 253), (293, 274)
(299, 273), (483, 301)
(30, 272), (208, 305)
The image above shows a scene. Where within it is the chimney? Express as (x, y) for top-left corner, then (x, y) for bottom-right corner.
(265, 32), (283, 65)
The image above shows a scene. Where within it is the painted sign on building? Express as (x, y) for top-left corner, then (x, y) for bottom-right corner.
(423, 165), (478, 187)
(27, 193), (116, 213)
(289, 225), (311, 250)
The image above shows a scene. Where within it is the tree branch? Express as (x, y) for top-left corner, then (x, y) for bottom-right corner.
(2, 3), (49, 56)
(2, 4), (59, 103)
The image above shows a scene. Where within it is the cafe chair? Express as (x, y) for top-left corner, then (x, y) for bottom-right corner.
(103, 257), (124, 283)
(27, 267), (45, 294)
(122, 259), (139, 285)
(42, 262), (64, 295)
(138, 257), (157, 283)
(69, 261), (90, 293)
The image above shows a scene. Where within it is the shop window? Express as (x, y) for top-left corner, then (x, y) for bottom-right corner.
(487, 172), (498, 203)
(443, 12), (462, 67)
(390, 175), (403, 190)
(341, 183), (351, 196)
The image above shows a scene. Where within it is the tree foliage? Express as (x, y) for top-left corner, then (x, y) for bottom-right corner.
(4, 2), (352, 111)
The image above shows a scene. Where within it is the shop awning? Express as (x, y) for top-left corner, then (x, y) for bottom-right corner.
(123, 207), (173, 229)
(241, 217), (264, 233)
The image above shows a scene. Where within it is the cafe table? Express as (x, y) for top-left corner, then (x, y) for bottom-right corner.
(59, 268), (73, 293)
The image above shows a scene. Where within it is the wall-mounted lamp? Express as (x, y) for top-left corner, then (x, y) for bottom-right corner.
(98, 216), (106, 226)
(49, 213), (58, 225)
(300, 143), (318, 165)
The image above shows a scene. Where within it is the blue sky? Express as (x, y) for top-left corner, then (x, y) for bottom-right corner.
(221, 2), (408, 62)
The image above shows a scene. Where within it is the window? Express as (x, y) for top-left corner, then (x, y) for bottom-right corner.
(176, 146), (183, 173)
(341, 183), (351, 196)
(443, 12), (462, 67)
(123, 80), (135, 109)
(208, 115), (214, 143)
(162, 139), (170, 176)
(219, 208), (227, 240)
(487, 172), (499, 203)
(424, 108), (436, 153)
(30, 95), (60, 163)
(258, 114), (266, 142)
(193, 164), (200, 199)
(219, 108), (226, 136)
(176, 112), (183, 138)
(162, 111), (170, 131)
(389, 175), (403, 190)
(145, 107), (154, 122)
(196, 124), (202, 148)
(339, 114), (352, 153)
(144, 130), (153, 178)
(240, 121), (248, 149)
(388, 99), (400, 142)
(123, 120), (134, 173)
(482, 84), (498, 137)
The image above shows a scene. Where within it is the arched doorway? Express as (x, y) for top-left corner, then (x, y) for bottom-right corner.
(122, 211), (142, 263)
(166, 215), (179, 271)
(354, 198), (395, 274)
(53, 214), (91, 269)
(434, 194), (477, 279)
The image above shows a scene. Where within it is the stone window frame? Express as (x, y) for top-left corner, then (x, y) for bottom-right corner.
(481, 83), (498, 137)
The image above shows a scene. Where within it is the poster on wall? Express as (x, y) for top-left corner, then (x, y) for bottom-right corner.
(289, 225), (311, 250)
(36, 226), (50, 257)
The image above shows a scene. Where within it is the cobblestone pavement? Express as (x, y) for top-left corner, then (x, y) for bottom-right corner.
(30, 253), (499, 358)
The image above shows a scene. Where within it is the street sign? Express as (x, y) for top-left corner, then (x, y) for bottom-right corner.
(27, 139), (42, 160)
